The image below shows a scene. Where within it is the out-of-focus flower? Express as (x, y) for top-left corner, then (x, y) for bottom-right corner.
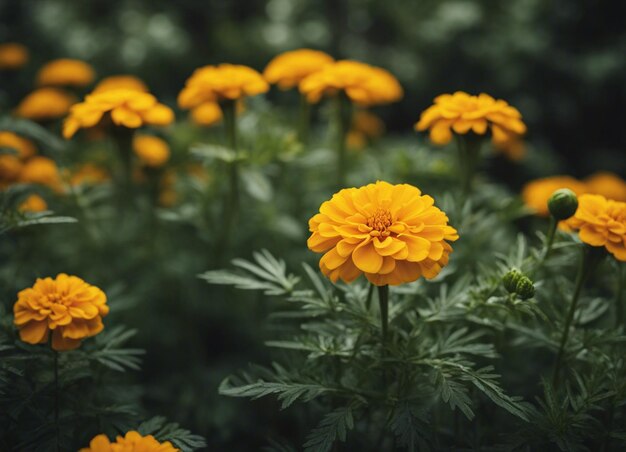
(133, 135), (170, 168)
(36, 58), (95, 87)
(68, 163), (110, 187)
(0, 131), (37, 159)
(346, 131), (367, 151)
(352, 110), (385, 139)
(307, 181), (458, 286)
(19, 156), (63, 191)
(415, 91), (526, 147)
(493, 135), (526, 161)
(63, 89), (174, 139)
(564, 194), (626, 261)
(522, 176), (587, 217)
(79, 431), (178, 452)
(178, 64), (268, 109)
(13, 274), (109, 351)
(0, 154), (23, 188)
(300, 60), (403, 106)
(0, 43), (29, 70)
(585, 172), (626, 202)
(190, 102), (223, 126)
(15, 88), (76, 121)
(18, 194), (47, 212)
(93, 75), (149, 93)
(263, 49), (334, 90)
(158, 170), (178, 207)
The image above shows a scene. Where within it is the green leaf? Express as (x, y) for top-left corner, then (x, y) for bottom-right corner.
(0, 116), (65, 151)
(138, 416), (206, 452)
(241, 167), (273, 202)
(303, 405), (355, 452)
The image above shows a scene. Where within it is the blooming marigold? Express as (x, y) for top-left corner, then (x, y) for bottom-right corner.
(307, 181), (458, 286)
(0, 43), (29, 70)
(522, 176), (587, 217)
(190, 101), (223, 126)
(19, 156), (63, 192)
(63, 89), (174, 139)
(564, 194), (626, 261)
(18, 194), (47, 212)
(0, 131), (37, 159)
(13, 274), (109, 351)
(133, 135), (170, 168)
(299, 60), (403, 106)
(15, 88), (76, 121)
(585, 172), (626, 202)
(0, 154), (23, 188)
(36, 58), (95, 87)
(178, 64), (269, 109)
(415, 91), (526, 146)
(93, 75), (149, 93)
(263, 49), (334, 89)
(80, 431), (178, 452)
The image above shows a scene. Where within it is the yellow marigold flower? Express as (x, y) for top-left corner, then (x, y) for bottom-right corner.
(190, 101), (223, 126)
(36, 58), (95, 87)
(493, 135), (526, 161)
(564, 194), (626, 261)
(133, 134), (170, 168)
(93, 75), (149, 93)
(15, 88), (76, 121)
(352, 110), (385, 138)
(69, 163), (110, 187)
(0, 43), (29, 70)
(585, 172), (626, 202)
(0, 154), (23, 188)
(63, 89), (174, 139)
(80, 431), (178, 452)
(0, 131), (37, 159)
(299, 60), (403, 106)
(263, 49), (334, 89)
(19, 156), (63, 192)
(18, 194), (47, 212)
(13, 274), (109, 351)
(307, 181), (458, 286)
(522, 176), (587, 217)
(415, 91), (527, 146)
(178, 64), (269, 109)
(346, 131), (367, 151)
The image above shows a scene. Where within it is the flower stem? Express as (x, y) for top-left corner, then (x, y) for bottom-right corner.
(53, 350), (60, 452)
(456, 134), (481, 197)
(218, 100), (239, 262)
(112, 128), (135, 211)
(334, 93), (352, 188)
(534, 217), (558, 275)
(378, 285), (389, 343)
(298, 93), (311, 145)
(616, 263), (625, 328)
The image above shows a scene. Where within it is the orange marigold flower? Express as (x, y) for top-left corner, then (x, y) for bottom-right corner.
(13, 274), (109, 351)
(19, 156), (63, 192)
(264, 49), (334, 89)
(190, 102), (223, 126)
(585, 172), (626, 202)
(0, 43), (29, 70)
(36, 58), (95, 87)
(80, 431), (178, 452)
(415, 91), (527, 146)
(68, 163), (110, 187)
(18, 194), (48, 212)
(133, 135), (170, 168)
(93, 75), (149, 93)
(493, 135), (526, 161)
(564, 194), (626, 261)
(307, 181), (458, 286)
(15, 88), (76, 121)
(352, 110), (385, 139)
(522, 176), (587, 217)
(0, 154), (23, 188)
(63, 89), (174, 139)
(299, 60), (403, 106)
(0, 131), (37, 159)
(178, 64), (268, 109)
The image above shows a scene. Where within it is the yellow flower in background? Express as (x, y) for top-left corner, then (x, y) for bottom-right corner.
(564, 194), (626, 261)
(178, 64), (268, 109)
(159, 170), (178, 207)
(415, 91), (526, 146)
(190, 102), (223, 126)
(13, 274), (109, 351)
(307, 181), (458, 286)
(263, 49), (334, 89)
(18, 194), (47, 212)
(15, 88), (76, 121)
(346, 111), (385, 150)
(63, 89), (174, 139)
(19, 156), (63, 192)
(585, 172), (626, 202)
(36, 58), (95, 87)
(93, 75), (149, 93)
(0, 43), (29, 70)
(0, 154), (23, 188)
(79, 431), (178, 452)
(0, 131), (37, 159)
(300, 60), (403, 106)
(133, 135), (170, 168)
(68, 163), (110, 187)
(522, 176), (587, 217)
(493, 135), (526, 161)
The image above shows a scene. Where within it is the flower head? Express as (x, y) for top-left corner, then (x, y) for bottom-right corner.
(178, 64), (268, 109)
(585, 172), (626, 202)
(190, 102), (223, 126)
(63, 89), (174, 139)
(133, 135), (170, 168)
(263, 49), (334, 89)
(13, 274), (108, 351)
(0, 131), (37, 159)
(36, 58), (95, 87)
(415, 91), (526, 146)
(522, 176), (587, 217)
(564, 194), (626, 261)
(0, 155), (23, 188)
(0, 43), (29, 70)
(19, 156), (63, 192)
(15, 88), (76, 121)
(93, 75), (149, 93)
(80, 431), (178, 452)
(299, 60), (403, 106)
(19, 194), (48, 212)
(307, 181), (458, 286)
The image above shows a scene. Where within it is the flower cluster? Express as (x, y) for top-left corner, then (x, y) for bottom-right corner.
(264, 49), (334, 89)
(80, 431), (178, 452)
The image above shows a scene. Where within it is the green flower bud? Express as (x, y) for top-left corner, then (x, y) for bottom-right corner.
(547, 188), (578, 221)
(502, 269), (522, 293)
(515, 276), (535, 300)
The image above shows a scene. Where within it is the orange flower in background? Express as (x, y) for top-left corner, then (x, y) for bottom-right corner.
(36, 58), (95, 87)
(0, 43), (29, 70)
(300, 60), (403, 106)
(307, 181), (458, 286)
(18, 194), (48, 212)
(93, 75), (149, 93)
(264, 49), (334, 89)
(133, 135), (170, 168)
(19, 156), (63, 192)
(13, 274), (109, 351)
(15, 88), (76, 121)
(522, 176), (587, 217)
(0, 154), (23, 188)
(415, 91), (526, 146)
(346, 111), (385, 150)
(190, 102), (223, 126)
(585, 172), (626, 202)
(493, 135), (526, 161)
(178, 64), (268, 109)
(63, 89), (174, 139)
(79, 431), (178, 452)
(0, 131), (37, 159)
(68, 163), (110, 187)
(564, 194), (626, 261)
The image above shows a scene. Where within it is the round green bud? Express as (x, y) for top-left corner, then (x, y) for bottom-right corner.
(515, 276), (535, 300)
(502, 269), (522, 294)
(547, 188), (578, 221)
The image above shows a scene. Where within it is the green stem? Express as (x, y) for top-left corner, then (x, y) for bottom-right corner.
(378, 285), (389, 343)
(616, 263), (625, 328)
(534, 216), (558, 276)
(112, 128), (135, 214)
(334, 94), (352, 188)
(217, 100), (239, 262)
(298, 93), (311, 145)
(366, 283), (374, 310)
(456, 134), (481, 197)
(53, 351), (60, 452)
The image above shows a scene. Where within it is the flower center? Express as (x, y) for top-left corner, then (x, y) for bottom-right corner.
(367, 208), (393, 235)
(45, 293), (67, 306)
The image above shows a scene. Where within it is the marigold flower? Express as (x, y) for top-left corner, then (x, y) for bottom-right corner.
(18, 194), (48, 212)
(80, 431), (178, 452)
(13, 274), (108, 351)
(178, 64), (268, 109)
(299, 60), (403, 106)
(63, 89), (174, 139)
(585, 172), (626, 202)
(68, 163), (110, 187)
(493, 135), (526, 161)
(15, 88), (76, 121)
(0, 131), (37, 159)
(190, 102), (223, 126)
(308, 181), (458, 286)
(36, 58), (95, 87)
(0, 154), (23, 188)
(563, 194), (626, 261)
(263, 49), (334, 89)
(522, 176), (587, 217)
(19, 156), (63, 192)
(415, 91), (526, 146)
(0, 43), (29, 70)
(353, 110), (385, 138)
(93, 75), (149, 93)
(133, 135), (170, 168)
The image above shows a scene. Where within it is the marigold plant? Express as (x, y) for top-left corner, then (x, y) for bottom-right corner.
(36, 58), (95, 87)
(263, 48), (334, 89)
(79, 431), (178, 452)
(133, 135), (171, 168)
(0, 42), (29, 70)
(18, 194), (48, 212)
(15, 88), (76, 121)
